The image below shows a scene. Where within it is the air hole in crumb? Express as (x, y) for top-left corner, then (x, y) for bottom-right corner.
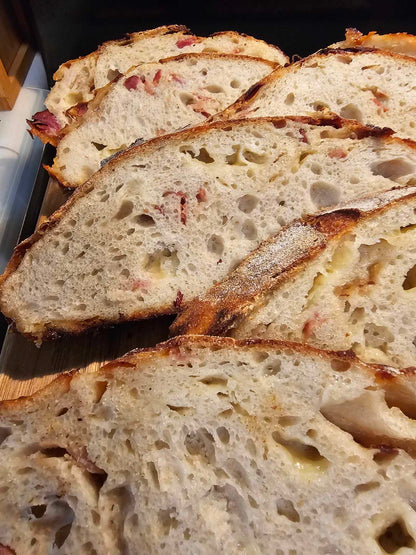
(354, 481), (380, 494)
(93, 381), (108, 403)
(92, 142), (106, 151)
(284, 92), (295, 105)
(114, 200), (134, 220)
(403, 264), (416, 290)
(371, 158), (414, 180)
(276, 498), (300, 522)
(184, 428), (215, 463)
(330, 359), (352, 372)
(278, 416), (301, 427)
(207, 234), (224, 256)
(155, 440), (170, 450)
(206, 84), (223, 93)
(216, 427), (230, 444)
(238, 194), (259, 214)
(30, 504), (47, 518)
(264, 361), (281, 376)
(135, 214), (155, 227)
(377, 520), (415, 553)
(56, 407), (69, 417)
(340, 103), (362, 121)
(199, 375), (228, 387)
(230, 79), (240, 88)
(242, 220), (257, 240)
(310, 181), (341, 209)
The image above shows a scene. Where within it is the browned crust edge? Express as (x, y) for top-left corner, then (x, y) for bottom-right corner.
(0, 335), (411, 410)
(217, 46), (416, 120)
(52, 25), (191, 80)
(47, 52), (278, 152)
(0, 114), (412, 341)
(170, 189), (416, 338)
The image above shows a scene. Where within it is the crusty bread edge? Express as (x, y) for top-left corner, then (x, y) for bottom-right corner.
(216, 47), (416, 121)
(170, 188), (416, 338)
(0, 115), (409, 341)
(45, 51), (279, 153)
(0, 335), (412, 409)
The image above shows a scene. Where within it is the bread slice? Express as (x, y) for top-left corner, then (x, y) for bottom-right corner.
(2, 335), (416, 553)
(172, 187), (416, 369)
(3, 116), (416, 343)
(47, 53), (276, 188)
(217, 48), (416, 141)
(40, 25), (287, 132)
(332, 28), (416, 57)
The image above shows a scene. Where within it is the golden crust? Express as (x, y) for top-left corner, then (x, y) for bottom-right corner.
(0, 115), (411, 341)
(0, 335), (411, 410)
(170, 188), (416, 338)
(338, 28), (416, 58)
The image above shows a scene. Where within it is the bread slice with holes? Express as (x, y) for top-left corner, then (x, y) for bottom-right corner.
(332, 28), (416, 57)
(47, 53), (276, 188)
(217, 48), (416, 141)
(38, 25), (287, 134)
(4, 116), (416, 342)
(172, 187), (416, 369)
(2, 335), (416, 554)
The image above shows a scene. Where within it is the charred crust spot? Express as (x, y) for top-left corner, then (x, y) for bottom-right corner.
(311, 210), (361, 236)
(242, 82), (264, 102)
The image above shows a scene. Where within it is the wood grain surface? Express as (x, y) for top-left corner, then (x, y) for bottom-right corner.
(0, 177), (173, 400)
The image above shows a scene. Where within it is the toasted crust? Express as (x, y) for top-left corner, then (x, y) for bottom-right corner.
(170, 187), (416, 338)
(52, 25), (190, 81)
(217, 47), (416, 121)
(333, 28), (416, 58)
(1, 115), (412, 341)
(0, 334), (411, 410)
(46, 52), (278, 153)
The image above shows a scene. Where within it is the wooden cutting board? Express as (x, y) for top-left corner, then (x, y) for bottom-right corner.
(0, 177), (173, 400)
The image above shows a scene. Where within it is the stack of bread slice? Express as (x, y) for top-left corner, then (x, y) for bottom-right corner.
(2, 27), (416, 553)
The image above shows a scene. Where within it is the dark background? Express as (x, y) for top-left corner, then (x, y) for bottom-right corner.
(3, 0), (416, 85)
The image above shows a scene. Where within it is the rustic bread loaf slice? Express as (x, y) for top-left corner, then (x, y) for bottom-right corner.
(172, 187), (416, 369)
(3, 116), (416, 343)
(332, 28), (416, 57)
(40, 25), (287, 132)
(2, 335), (416, 554)
(48, 53), (276, 188)
(217, 48), (416, 141)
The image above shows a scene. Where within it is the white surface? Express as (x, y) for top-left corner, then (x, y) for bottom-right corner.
(0, 53), (48, 272)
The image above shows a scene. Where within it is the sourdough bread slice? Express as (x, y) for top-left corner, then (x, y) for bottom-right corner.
(3, 117), (416, 342)
(48, 53), (276, 188)
(42, 25), (287, 130)
(332, 28), (416, 57)
(172, 187), (416, 369)
(2, 335), (416, 553)
(217, 48), (416, 141)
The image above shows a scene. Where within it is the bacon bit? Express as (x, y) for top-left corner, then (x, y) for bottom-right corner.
(163, 190), (188, 224)
(174, 290), (184, 309)
(171, 73), (185, 84)
(131, 278), (150, 291)
(233, 47), (243, 53)
(191, 94), (213, 118)
(176, 37), (196, 48)
(153, 69), (162, 85)
(143, 77), (155, 95)
(302, 312), (326, 339)
(299, 128), (309, 144)
(124, 75), (140, 90)
(30, 109), (61, 136)
(169, 346), (188, 361)
(328, 147), (348, 159)
(196, 187), (207, 202)
(154, 204), (166, 216)
(0, 544), (15, 554)
(156, 128), (166, 136)
(372, 97), (388, 112)
(217, 258), (222, 264)
(272, 405), (277, 410)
